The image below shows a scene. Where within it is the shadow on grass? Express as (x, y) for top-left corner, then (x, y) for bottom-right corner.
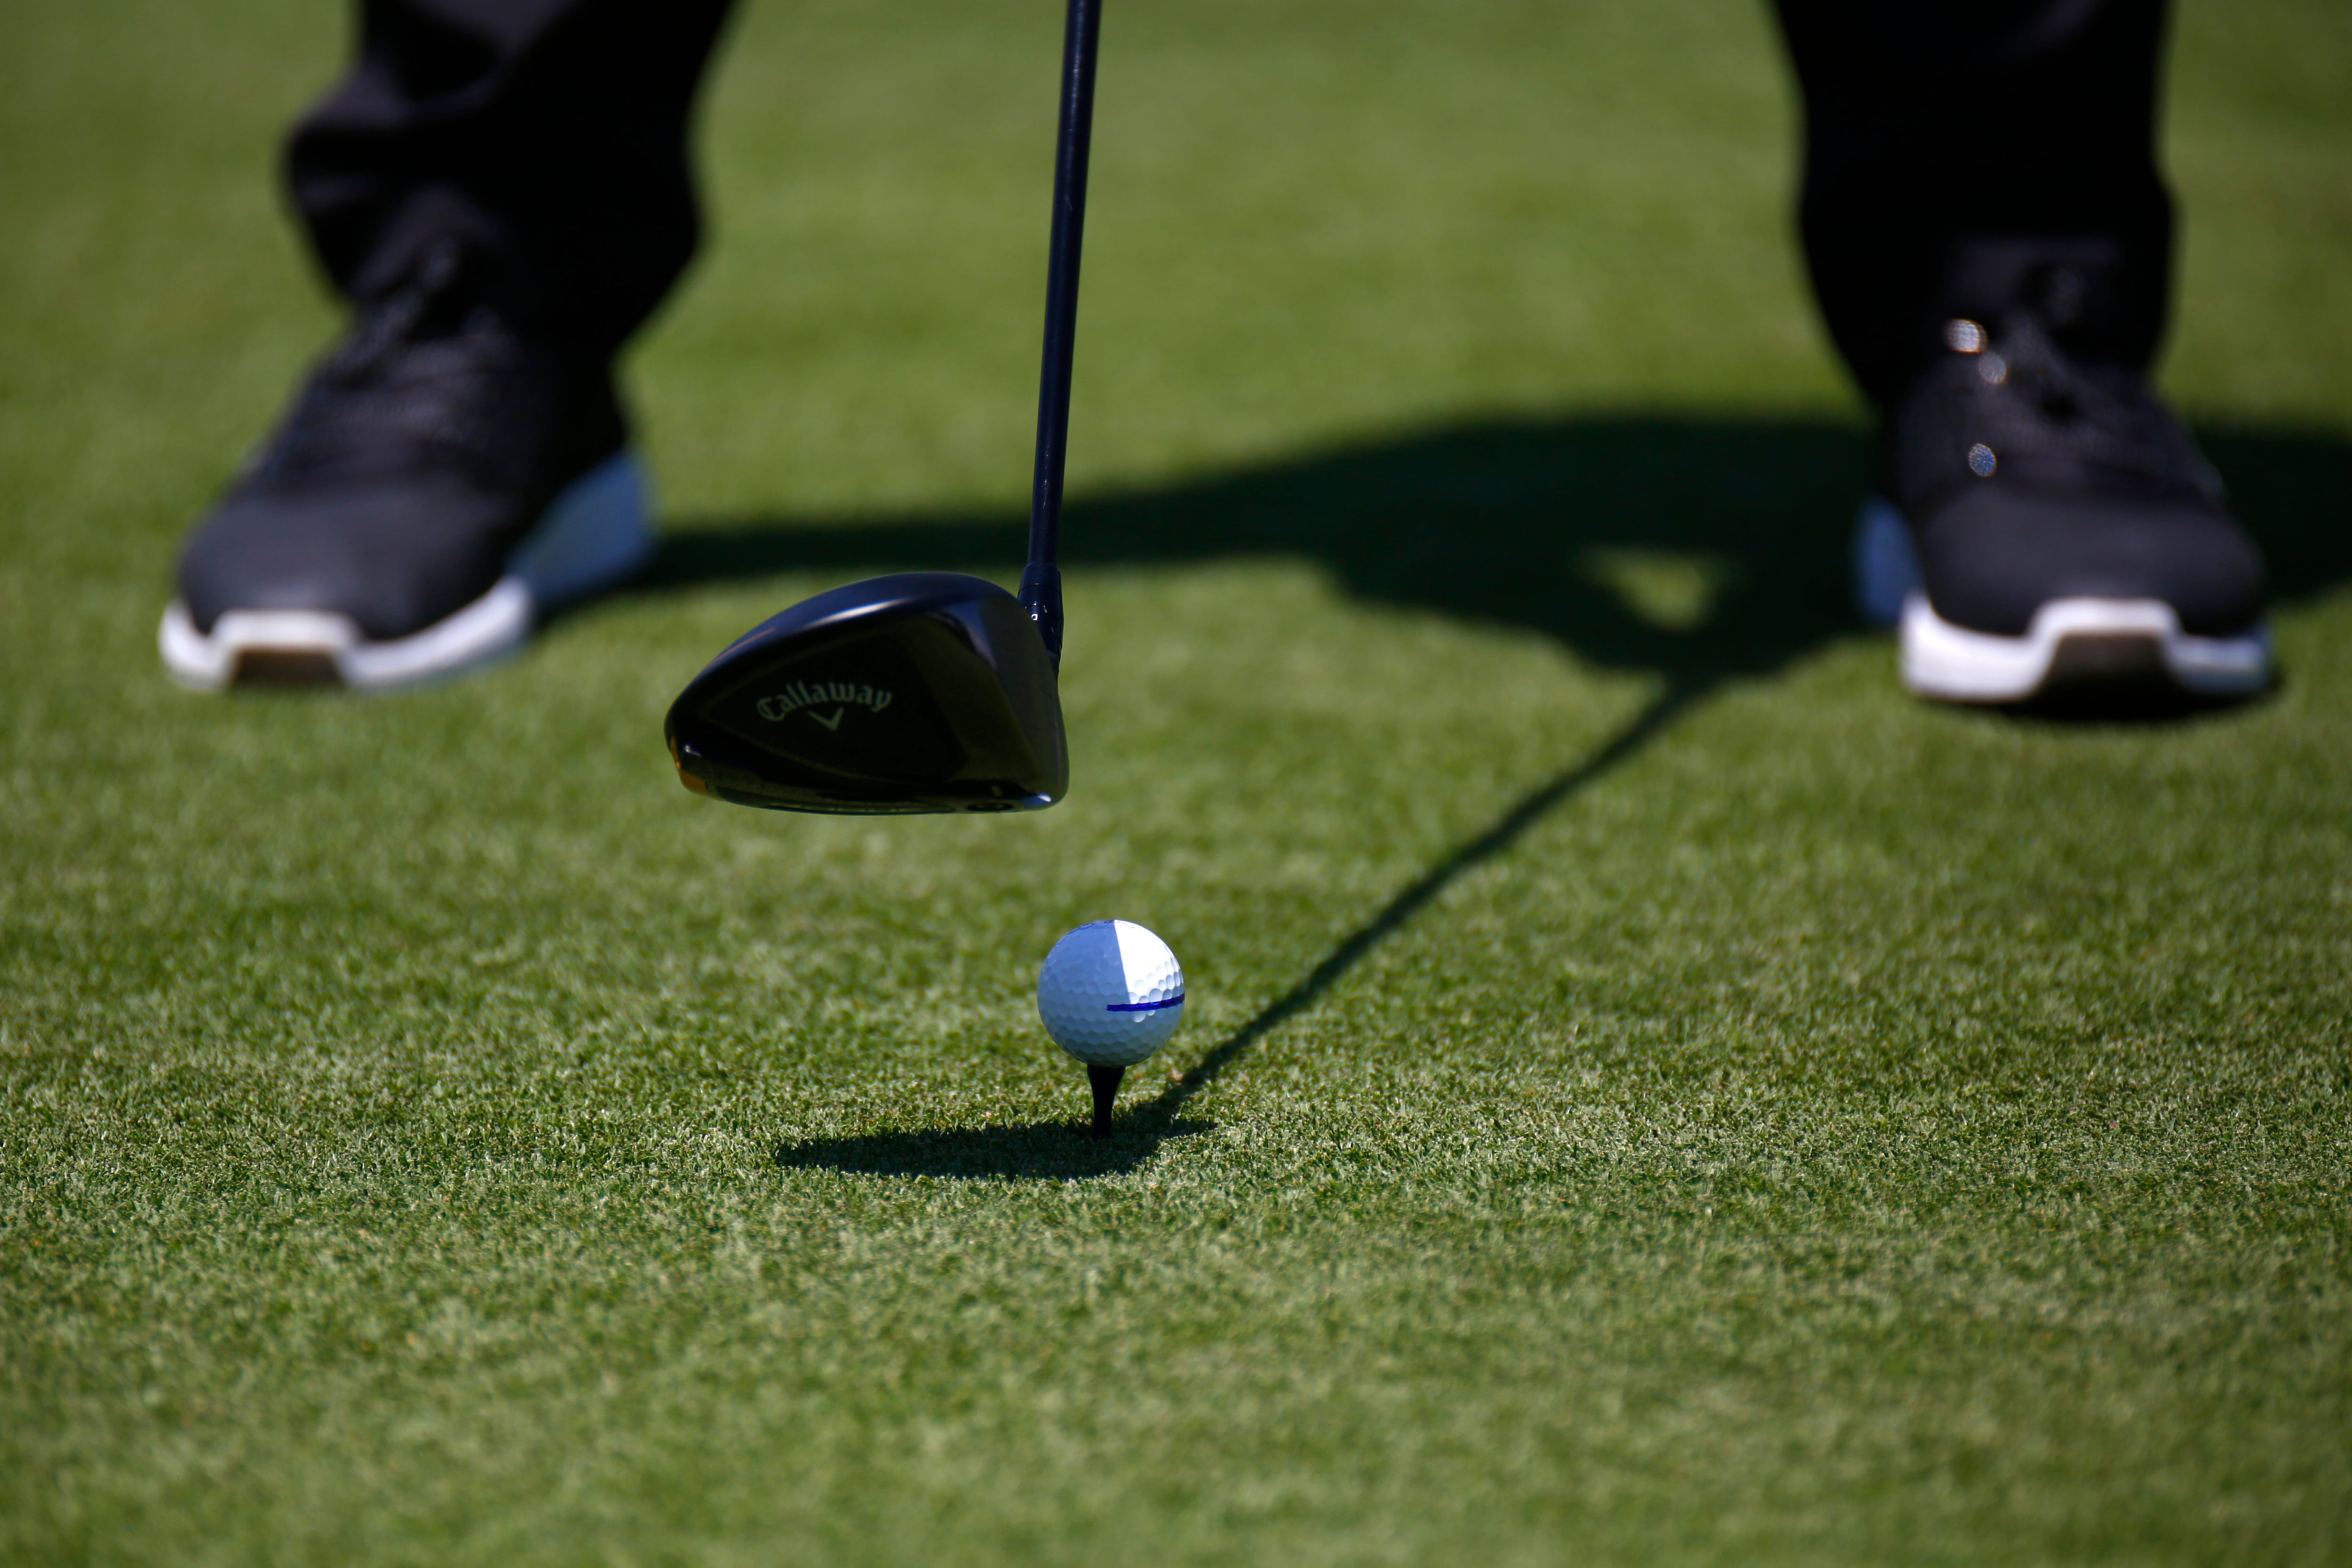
(777, 1116), (1218, 1179)
(735, 414), (2352, 1177)
(651, 416), (1861, 682)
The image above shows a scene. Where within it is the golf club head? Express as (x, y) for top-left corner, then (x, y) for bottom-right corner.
(665, 572), (1067, 815)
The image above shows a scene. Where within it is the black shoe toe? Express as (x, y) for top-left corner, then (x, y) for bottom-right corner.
(177, 474), (518, 643)
(1915, 486), (2268, 638)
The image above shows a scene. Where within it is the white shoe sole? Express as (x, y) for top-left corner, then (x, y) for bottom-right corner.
(1900, 593), (2271, 703)
(1852, 496), (2271, 703)
(159, 450), (655, 692)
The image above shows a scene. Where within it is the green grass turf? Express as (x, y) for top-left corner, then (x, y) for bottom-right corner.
(5, 0), (2352, 1561)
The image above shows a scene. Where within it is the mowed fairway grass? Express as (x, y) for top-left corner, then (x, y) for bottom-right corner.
(5, 0), (2352, 1561)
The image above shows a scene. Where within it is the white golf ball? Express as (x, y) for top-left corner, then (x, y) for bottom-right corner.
(1037, 919), (1186, 1066)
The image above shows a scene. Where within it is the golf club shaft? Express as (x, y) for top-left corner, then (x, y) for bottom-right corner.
(1021, 0), (1102, 668)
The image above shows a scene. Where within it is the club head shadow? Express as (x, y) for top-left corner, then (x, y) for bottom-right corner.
(665, 572), (1068, 815)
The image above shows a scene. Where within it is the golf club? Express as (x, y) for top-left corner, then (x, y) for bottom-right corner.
(664, 0), (1102, 814)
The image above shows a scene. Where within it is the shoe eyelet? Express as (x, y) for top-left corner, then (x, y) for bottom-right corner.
(1945, 318), (1987, 354)
(1977, 353), (2008, 385)
(1967, 443), (1998, 478)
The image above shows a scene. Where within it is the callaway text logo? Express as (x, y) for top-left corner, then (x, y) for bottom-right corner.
(756, 681), (895, 731)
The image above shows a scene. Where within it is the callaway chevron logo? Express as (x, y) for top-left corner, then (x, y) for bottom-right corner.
(755, 681), (896, 729)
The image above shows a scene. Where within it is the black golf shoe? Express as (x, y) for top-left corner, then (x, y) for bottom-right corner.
(1851, 304), (2270, 706)
(161, 245), (654, 691)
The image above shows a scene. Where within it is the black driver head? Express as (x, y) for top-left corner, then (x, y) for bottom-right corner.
(664, 572), (1068, 815)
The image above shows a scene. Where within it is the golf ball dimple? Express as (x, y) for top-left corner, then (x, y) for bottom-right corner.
(1037, 920), (1185, 1066)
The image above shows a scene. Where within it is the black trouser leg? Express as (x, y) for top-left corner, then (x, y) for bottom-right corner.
(1771, 0), (2175, 407)
(286, 0), (736, 359)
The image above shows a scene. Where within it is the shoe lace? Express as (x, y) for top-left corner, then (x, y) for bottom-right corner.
(1935, 308), (2220, 506)
(252, 244), (548, 491)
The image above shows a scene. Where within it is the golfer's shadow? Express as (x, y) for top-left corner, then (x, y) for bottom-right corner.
(654, 417), (1867, 683)
(717, 414), (2350, 1178)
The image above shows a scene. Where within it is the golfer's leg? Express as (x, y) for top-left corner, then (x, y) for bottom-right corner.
(1769, 0), (2268, 707)
(287, 0), (737, 357)
(1770, 0), (2173, 405)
